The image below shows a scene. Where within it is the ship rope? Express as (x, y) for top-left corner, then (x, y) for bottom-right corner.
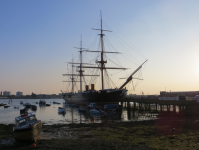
(104, 69), (117, 89)
(89, 64), (100, 84)
(103, 20), (147, 60)
(104, 36), (138, 67)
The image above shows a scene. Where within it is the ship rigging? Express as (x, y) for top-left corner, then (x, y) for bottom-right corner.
(62, 12), (148, 104)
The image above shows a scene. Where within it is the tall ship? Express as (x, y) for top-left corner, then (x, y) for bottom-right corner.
(62, 12), (147, 105)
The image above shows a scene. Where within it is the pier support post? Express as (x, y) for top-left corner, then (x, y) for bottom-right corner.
(160, 105), (162, 111)
(145, 103), (147, 111)
(134, 102), (136, 109)
(121, 102), (124, 108)
(179, 106), (182, 112)
(127, 102), (130, 108)
(173, 105), (176, 113)
(155, 103), (157, 112)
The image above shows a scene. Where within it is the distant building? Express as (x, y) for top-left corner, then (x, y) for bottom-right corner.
(160, 91), (199, 97)
(31, 92), (37, 98)
(16, 91), (23, 97)
(3, 91), (11, 96)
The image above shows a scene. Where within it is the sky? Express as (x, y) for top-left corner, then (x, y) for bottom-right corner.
(1, 0), (199, 95)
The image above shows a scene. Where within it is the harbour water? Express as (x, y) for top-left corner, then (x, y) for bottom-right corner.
(0, 99), (163, 125)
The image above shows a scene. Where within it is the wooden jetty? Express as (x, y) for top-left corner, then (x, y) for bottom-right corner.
(121, 98), (198, 106)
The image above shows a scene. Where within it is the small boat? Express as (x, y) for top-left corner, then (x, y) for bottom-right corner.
(0, 103), (7, 106)
(89, 108), (101, 114)
(35, 102), (38, 104)
(20, 101), (23, 104)
(4, 105), (10, 108)
(53, 101), (60, 104)
(46, 104), (51, 106)
(23, 102), (32, 108)
(69, 104), (78, 107)
(79, 108), (86, 112)
(13, 109), (42, 142)
(39, 99), (46, 105)
(58, 107), (66, 113)
(104, 104), (122, 111)
(14, 106), (19, 109)
(87, 103), (97, 109)
(31, 105), (37, 110)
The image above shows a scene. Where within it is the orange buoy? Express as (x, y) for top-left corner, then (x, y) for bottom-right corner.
(31, 143), (36, 148)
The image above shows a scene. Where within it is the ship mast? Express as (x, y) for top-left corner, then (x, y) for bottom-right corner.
(100, 11), (105, 89)
(71, 58), (74, 93)
(78, 11), (128, 90)
(63, 36), (98, 92)
(80, 35), (83, 92)
(63, 57), (76, 93)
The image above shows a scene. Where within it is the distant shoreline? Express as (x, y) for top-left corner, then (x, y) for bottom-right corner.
(0, 97), (63, 99)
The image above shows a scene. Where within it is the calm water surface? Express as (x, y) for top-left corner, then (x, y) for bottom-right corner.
(0, 99), (160, 125)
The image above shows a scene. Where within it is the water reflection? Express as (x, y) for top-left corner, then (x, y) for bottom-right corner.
(0, 99), (196, 125)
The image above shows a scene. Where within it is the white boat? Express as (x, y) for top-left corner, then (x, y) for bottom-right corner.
(58, 107), (66, 113)
(13, 109), (42, 142)
(89, 108), (101, 114)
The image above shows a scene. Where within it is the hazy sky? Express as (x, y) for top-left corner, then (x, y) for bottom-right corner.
(1, 0), (199, 95)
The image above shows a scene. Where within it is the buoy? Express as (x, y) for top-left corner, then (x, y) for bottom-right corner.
(31, 143), (36, 148)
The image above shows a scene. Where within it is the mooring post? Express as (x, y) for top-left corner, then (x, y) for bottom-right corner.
(127, 102), (130, 108)
(173, 105), (176, 113)
(179, 106), (181, 112)
(144, 103), (147, 111)
(121, 102), (124, 108)
(155, 103), (157, 111)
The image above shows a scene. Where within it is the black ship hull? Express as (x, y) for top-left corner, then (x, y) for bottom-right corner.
(63, 88), (127, 105)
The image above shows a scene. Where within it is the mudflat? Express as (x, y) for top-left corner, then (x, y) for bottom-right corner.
(1, 112), (199, 150)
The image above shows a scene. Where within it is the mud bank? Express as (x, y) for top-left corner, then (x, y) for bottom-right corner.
(1, 114), (199, 150)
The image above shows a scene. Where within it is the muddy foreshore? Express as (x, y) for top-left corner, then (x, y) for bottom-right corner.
(1, 112), (199, 150)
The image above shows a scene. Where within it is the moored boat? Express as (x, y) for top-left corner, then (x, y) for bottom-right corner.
(31, 105), (37, 110)
(0, 103), (7, 106)
(58, 107), (66, 113)
(87, 103), (97, 109)
(39, 99), (46, 105)
(53, 101), (60, 104)
(89, 108), (101, 114)
(23, 102), (32, 108)
(13, 109), (42, 142)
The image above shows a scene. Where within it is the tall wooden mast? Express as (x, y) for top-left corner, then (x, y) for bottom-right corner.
(100, 11), (105, 90)
(63, 36), (98, 92)
(71, 58), (74, 93)
(80, 35), (83, 92)
(78, 11), (128, 90)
